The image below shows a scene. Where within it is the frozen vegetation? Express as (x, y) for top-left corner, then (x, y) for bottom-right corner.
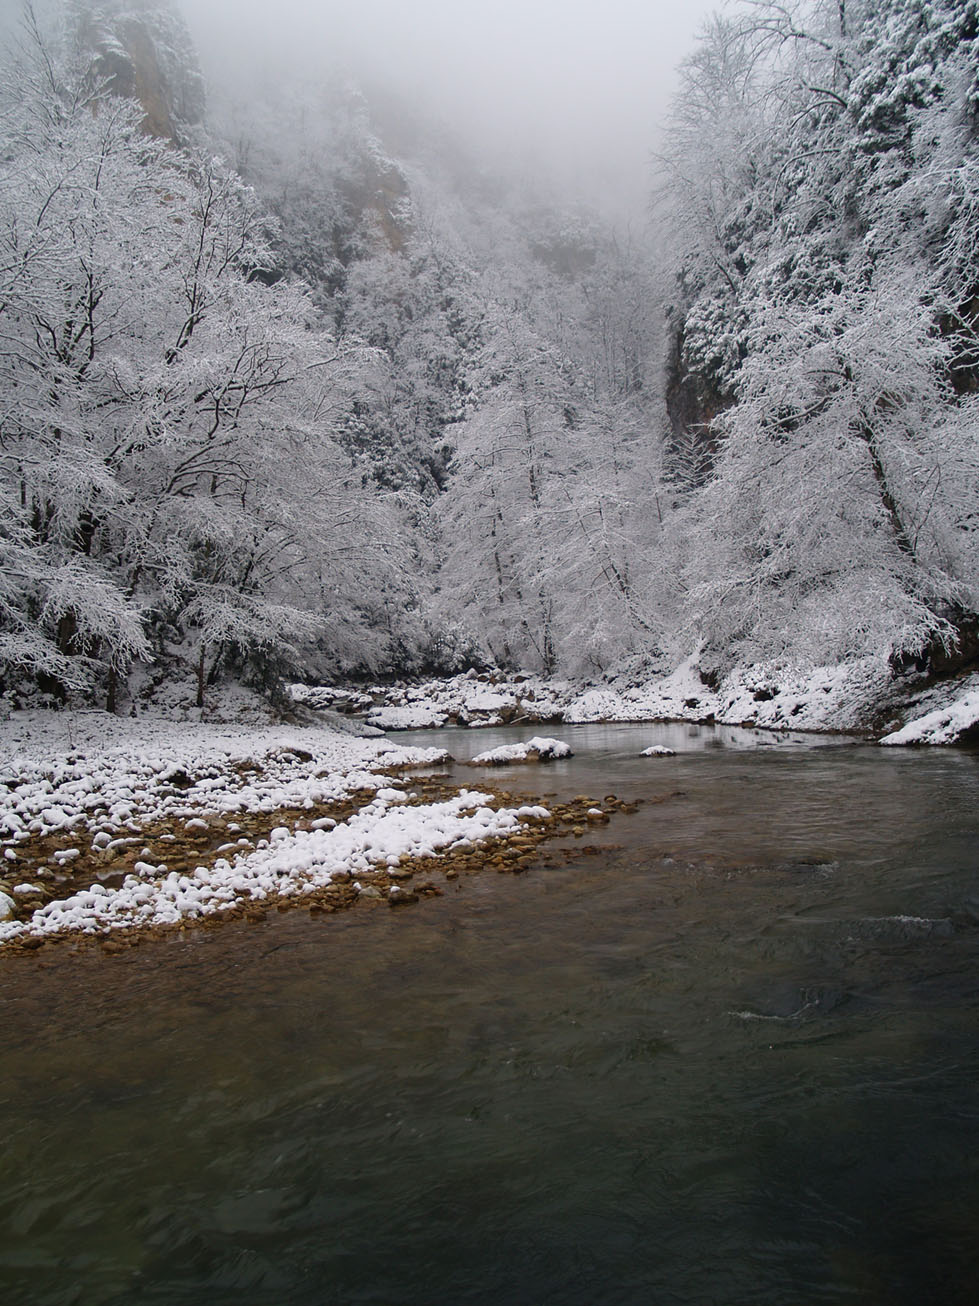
(2, 1), (979, 749)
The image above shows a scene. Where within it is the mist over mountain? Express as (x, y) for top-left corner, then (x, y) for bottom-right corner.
(177, 0), (717, 218)
(2, 0), (979, 736)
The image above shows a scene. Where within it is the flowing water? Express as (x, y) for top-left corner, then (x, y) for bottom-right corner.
(2, 721), (978, 1305)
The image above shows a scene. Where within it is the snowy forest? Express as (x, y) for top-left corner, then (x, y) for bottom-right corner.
(2, 0), (979, 723)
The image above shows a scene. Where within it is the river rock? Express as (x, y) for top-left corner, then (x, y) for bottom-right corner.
(471, 736), (573, 766)
(0, 891), (16, 920)
(389, 887), (419, 906)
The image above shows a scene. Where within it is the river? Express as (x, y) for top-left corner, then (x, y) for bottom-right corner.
(2, 721), (978, 1304)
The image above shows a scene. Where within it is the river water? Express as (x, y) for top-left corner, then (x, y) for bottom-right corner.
(2, 721), (978, 1305)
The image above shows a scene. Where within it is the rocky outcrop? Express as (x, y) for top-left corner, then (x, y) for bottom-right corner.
(663, 315), (730, 488)
(69, 0), (205, 145)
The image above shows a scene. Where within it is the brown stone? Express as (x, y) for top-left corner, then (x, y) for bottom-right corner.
(389, 890), (419, 907)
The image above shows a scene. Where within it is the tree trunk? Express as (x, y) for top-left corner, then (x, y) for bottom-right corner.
(196, 642), (206, 710)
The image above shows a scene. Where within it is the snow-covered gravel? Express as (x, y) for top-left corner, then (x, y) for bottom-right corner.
(0, 786), (550, 945)
(1, 711), (543, 948)
(0, 713), (447, 847)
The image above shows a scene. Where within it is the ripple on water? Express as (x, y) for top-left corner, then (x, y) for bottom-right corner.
(1, 724), (979, 1305)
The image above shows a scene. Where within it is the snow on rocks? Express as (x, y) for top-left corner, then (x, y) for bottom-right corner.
(366, 705), (449, 731)
(0, 711), (451, 853)
(298, 654), (896, 738)
(0, 709), (465, 946)
(0, 789), (539, 946)
(640, 745), (676, 757)
(880, 686), (979, 746)
(470, 737), (573, 766)
(298, 670), (573, 731)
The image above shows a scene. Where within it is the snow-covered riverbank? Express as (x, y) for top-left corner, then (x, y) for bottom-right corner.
(294, 658), (979, 742)
(0, 712), (563, 951)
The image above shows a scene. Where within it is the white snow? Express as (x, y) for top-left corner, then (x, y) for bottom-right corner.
(470, 736), (573, 765)
(0, 712), (451, 851)
(640, 745), (676, 756)
(0, 710), (556, 947)
(302, 654), (898, 739)
(880, 686), (979, 746)
(0, 789), (539, 945)
(564, 653), (889, 733)
(366, 705), (449, 730)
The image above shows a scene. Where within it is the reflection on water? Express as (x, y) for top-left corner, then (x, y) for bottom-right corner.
(2, 723), (978, 1305)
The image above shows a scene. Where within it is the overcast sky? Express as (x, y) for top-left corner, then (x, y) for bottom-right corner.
(177, 0), (721, 214)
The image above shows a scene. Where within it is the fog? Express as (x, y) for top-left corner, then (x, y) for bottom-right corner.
(177, 0), (720, 215)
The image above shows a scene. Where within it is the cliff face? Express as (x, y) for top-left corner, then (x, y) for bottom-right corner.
(68, 0), (205, 144)
(335, 144), (411, 258)
(663, 316), (731, 486)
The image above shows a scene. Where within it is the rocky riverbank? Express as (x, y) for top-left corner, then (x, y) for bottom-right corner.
(0, 712), (632, 955)
(294, 657), (979, 742)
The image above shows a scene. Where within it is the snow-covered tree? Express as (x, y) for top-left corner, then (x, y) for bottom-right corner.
(660, 0), (979, 675)
(0, 20), (398, 704)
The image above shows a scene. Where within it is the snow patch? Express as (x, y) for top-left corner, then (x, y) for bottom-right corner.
(880, 687), (979, 746)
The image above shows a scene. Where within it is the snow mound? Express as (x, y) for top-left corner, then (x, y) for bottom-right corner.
(470, 736), (573, 765)
(640, 745), (675, 757)
(565, 654), (887, 732)
(880, 687), (979, 746)
(366, 705), (449, 730)
(463, 690), (514, 712)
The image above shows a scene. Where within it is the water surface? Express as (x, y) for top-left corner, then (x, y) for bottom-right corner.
(2, 722), (978, 1304)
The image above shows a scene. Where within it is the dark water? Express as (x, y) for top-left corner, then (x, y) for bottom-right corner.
(2, 722), (979, 1305)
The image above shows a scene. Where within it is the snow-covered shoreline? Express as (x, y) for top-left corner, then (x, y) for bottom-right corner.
(0, 711), (559, 952)
(4, 653), (975, 951)
(294, 657), (979, 744)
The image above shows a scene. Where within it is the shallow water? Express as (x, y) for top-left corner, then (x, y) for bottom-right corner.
(2, 722), (978, 1305)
